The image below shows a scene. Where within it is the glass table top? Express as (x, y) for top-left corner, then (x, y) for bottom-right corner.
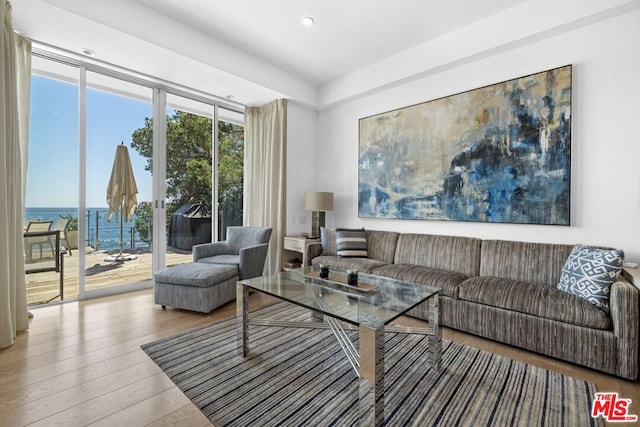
(239, 266), (440, 329)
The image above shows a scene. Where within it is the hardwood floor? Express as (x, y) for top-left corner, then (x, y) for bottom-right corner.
(1, 289), (638, 426)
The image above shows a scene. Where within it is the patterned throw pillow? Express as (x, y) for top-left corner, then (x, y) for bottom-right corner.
(557, 244), (624, 314)
(336, 228), (368, 258)
(320, 227), (337, 256)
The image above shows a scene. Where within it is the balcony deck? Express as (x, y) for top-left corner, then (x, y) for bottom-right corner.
(26, 247), (193, 306)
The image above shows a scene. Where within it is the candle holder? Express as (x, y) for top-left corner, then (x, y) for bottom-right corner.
(347, 269), (358, 286)
(319, 264), (329, 279)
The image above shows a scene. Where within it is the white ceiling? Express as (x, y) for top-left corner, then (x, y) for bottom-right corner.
(10, 0), (639, 108)
(133, 0), (522, 85)
(11, 0), (522, 107)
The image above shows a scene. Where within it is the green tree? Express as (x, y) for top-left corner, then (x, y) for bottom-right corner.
(130, 111), (244, 241)
(134, 201), (153, 244)
(218, 121), (244, 232)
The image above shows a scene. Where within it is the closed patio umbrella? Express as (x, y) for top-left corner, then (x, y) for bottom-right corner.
(105, 143), (138, 262)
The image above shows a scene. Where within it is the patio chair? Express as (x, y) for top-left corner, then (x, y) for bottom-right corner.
(192, 226), (272, 280)
(52, 217), (72, 255)
(23, 218), (40, 230)
(24, 220), (54, 262)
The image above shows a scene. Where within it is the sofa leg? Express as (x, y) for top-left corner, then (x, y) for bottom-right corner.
(161, 305), (166, 310)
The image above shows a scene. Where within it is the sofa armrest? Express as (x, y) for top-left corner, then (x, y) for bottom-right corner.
(239, 243), (269, 280)
(609, 277), (639, 379)
(306, 242), (323, 265)
(193, 241), (229, 262)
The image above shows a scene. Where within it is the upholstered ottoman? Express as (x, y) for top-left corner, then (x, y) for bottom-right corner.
(153, 262), (239, 313)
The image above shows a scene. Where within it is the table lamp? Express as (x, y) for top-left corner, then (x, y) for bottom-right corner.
(304, 191), (333, 238)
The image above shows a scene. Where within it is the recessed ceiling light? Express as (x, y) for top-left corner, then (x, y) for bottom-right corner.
(302, 16), (314, 26)
(80, 48), (96, 57)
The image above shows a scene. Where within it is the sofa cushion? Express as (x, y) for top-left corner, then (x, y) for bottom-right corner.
(393, 234), (482, 277)
(371, 264), (468, 298)
(365, 230), (400, 263)
(154, 263), (238, 288)
(310, 255), (387, 274)
(319, 229), (399, 262)
(480, 240), (574, 286)
(336, 228), (368, 258)
(198, 254), (240, 267)
(459, 276), (611, 330)
(557, 244), (624, 314)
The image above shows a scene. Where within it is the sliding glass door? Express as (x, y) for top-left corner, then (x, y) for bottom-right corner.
(161, 94), (214, 268)
(83, 71), (153, 295)
(25, 59), (79, 305)
(26, 54), (244, 305)
(217, 107), (244, 240)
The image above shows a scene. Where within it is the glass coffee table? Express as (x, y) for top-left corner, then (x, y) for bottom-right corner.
(237, 267), (441, 426)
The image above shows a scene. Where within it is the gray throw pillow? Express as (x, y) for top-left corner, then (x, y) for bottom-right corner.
(320, 227), (337, 256)
(557, 244), (624, 314)
(336, 227), (368, 258)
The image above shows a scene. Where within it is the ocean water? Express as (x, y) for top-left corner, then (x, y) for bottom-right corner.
(25, 207), (150, 250)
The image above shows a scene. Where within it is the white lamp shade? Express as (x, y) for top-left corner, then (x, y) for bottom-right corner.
(304, 192), (334, 211)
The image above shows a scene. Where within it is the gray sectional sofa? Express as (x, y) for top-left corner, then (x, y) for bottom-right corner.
(309, 229), (639, 379)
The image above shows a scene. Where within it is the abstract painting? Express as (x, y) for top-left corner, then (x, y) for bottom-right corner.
(358, 65), (572, 225)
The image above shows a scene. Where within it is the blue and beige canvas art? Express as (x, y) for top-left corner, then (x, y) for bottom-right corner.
(358, 65), (572, 225)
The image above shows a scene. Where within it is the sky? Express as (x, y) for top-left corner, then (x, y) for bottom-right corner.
(26, 75), (154, 208)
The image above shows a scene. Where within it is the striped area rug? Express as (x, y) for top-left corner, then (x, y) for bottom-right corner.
(142, 303), (602, 426)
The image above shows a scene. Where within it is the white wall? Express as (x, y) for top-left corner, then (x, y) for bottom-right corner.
(286, 102), (318, 235)
(315, 9), (640, 262)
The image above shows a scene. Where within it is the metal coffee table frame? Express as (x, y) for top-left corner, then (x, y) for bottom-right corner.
(236, 268), (441, 426)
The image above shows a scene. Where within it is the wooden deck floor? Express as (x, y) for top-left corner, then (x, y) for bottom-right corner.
(26, 248), (193, 306)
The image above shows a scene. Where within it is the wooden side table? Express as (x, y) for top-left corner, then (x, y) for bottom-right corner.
(282, 236), (320, 270)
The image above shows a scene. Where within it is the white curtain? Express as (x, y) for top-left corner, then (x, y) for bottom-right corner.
(244, 99), (287, 274)
(1, 0), (31, 349)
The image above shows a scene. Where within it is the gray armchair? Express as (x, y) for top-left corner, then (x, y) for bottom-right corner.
(193, 226), (272, 280)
